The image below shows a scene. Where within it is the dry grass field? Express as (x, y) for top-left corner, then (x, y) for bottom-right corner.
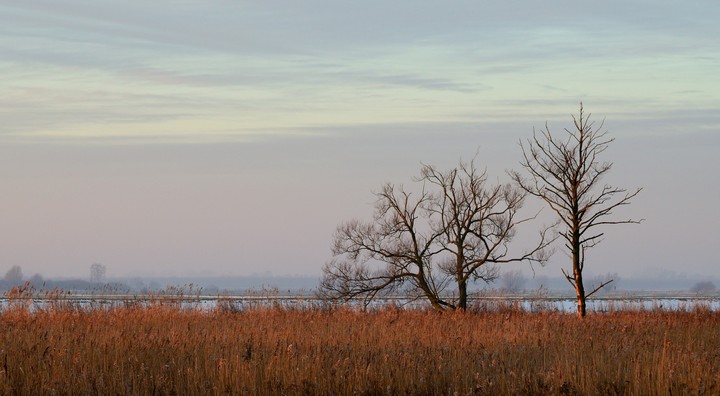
(0, 297), (718, 395)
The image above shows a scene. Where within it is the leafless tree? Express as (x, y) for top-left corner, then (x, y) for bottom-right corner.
(4, 265), (23, 285)
(586, 272), (620, 296)
(90, 263), (107, 283)
(419, 161), (552, 309)
(28, 273), (44, 287)
(499, 269), (527, 294)
(509, 104), (642, 317)
(690, 281), (717, 294)
(320, 160), (553, 311)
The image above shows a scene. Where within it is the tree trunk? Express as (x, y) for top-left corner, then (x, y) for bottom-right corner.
(572, 232), (586, 318)
(416, 275), (448, 312)
(458, 278), (468, 311)
(429, 299), (446, 312)
(574, 270), (586, 317)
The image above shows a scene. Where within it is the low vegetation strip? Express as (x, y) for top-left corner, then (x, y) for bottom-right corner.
(0, 303), (718, 395)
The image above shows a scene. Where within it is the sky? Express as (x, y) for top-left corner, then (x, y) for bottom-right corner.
(0, 1), (718, 282)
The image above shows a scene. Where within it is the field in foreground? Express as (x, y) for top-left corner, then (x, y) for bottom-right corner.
(0, 303), (718, 395)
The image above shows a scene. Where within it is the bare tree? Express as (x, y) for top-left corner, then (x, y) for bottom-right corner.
(4, 265), (23, 285)
(90, 263), (107, 283)
(510, 104), (642, 317)
(28, 273), (44, 287)
(690, 281), (717, 294)
(419, 161), (552, 309)
(320, 160), (553, 311)
(499, 270), (527, 294)
(587, 272), (620, 296)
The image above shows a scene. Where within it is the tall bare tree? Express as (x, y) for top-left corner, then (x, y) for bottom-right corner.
(320, 160), (553, 311)
(510, 104), (642, 317)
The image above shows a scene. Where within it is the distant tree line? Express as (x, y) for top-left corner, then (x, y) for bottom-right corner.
(0, 263), (126, 293)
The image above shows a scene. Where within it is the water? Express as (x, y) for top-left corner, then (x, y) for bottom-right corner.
(1, 294), (718, 312)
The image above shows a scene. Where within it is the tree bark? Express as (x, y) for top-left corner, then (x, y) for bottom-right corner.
(458, 278), (468, 311)
(572, 231), (586, 318)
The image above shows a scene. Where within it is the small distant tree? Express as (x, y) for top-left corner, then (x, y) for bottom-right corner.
(690, 281), (717, 294)
(499, 270), (527, 294)
(4, 265), (23, 285)
(587, 272), (620, 295)
(90, 263), (107, 283)
(28, 273), (44, 287)
(510, 104), (642, 317)
(320, 160), (554, 311)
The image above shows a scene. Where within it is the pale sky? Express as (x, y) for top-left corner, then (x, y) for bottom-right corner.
(1, 1), (718, 281)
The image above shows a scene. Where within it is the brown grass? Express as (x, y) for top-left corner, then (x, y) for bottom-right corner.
(0, 301), (718, 395)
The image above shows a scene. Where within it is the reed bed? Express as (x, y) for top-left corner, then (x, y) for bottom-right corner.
(0, 301), (718, 395)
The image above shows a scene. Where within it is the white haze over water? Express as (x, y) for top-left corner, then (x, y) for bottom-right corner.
(0, 1), (718, 284)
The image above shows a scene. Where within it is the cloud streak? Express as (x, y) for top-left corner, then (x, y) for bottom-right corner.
(2, 1), (717, 142)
